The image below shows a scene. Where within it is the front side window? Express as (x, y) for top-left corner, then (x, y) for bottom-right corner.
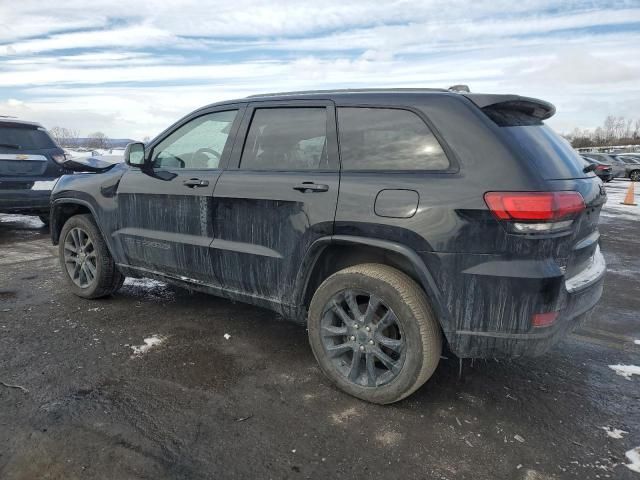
(240, 108), (328, 170)
(337, 107), (449, 170)
(152, 110), (237, 169)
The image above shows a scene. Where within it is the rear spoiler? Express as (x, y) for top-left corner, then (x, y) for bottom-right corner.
(462, 94), (556, 121)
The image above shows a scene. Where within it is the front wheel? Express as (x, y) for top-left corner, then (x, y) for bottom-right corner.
(59, 214), (124, 298)
(308, 264), (442, 404)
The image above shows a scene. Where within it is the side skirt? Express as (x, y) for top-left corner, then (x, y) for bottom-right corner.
(117, 264), (303, 322)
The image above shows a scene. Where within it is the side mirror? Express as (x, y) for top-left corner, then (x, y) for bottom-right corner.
(124, 142), (146, 167)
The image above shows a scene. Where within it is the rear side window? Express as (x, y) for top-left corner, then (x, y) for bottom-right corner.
(337, 107), (449, 171)
(0, 125), (56, 150)
(494, 125), (588, 180)
(240, 108), (328, 170)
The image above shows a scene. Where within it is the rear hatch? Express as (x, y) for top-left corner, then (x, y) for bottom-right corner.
(468, 95), (605, 283)
(0, 121), (65, 182)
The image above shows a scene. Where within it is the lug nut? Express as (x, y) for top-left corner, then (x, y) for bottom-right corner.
(350, 336), (356, 341)
(359, 345), (365, 351)
(369, 340), (374, 345)
(354, 324), (359, 329)
(365, 326), (371, 332)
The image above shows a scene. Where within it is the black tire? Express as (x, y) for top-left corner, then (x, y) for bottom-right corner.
(38, 215), (50, 226)
(308, 263), (442, 404)
(630, 170), (640, 182)
(58, 214), (124, 298)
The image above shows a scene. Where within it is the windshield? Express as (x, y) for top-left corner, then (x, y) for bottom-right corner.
(0, 126), (57, 150)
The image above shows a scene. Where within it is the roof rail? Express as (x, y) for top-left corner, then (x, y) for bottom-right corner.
(246, 87), (449, 98)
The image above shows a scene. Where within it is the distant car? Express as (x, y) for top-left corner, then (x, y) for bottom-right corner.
(582, 153), (625, 179)
(610, 154), (640, 181)
(0, 118), (67, 224)
(581, 156), (613, 182)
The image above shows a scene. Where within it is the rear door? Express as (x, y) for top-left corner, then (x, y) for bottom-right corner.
(211, 101), (339, 303)
(114, 106), (244, 282)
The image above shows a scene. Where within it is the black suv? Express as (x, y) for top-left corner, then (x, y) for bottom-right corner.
(50, 89), (606, 404)
(0, 118), (67, 223)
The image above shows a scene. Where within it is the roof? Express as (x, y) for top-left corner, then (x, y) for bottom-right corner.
(191, 87), (555, 120)
(0, 117), (44, 128)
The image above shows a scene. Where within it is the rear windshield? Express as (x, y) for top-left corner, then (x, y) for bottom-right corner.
(495, 124), (590, 180)
(0, 125), (56, 150)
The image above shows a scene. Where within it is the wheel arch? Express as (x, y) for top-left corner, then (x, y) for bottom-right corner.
(50, 199), (116, 260)
(295, 235), (451, 333)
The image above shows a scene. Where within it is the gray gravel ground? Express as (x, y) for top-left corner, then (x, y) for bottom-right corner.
(1, 180), (639, 479)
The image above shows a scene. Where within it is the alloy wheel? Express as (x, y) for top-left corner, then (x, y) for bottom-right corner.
(63, 227), (98, 288)
(320, 290), (406, 387)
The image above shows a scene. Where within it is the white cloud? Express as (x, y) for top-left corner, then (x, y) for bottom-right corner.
(0, 1), (638, 137)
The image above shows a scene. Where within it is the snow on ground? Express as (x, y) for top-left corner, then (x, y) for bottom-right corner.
(635, 339), (640, 345)
(609, 364), (640, 379)
(600, 181), (639, 222)
(600, 426), (628, 439)
(124, 278), (167, 289)
(130, 334), (166, 357)
(0, 214), (44, 228)
(626, 447), (640, 473)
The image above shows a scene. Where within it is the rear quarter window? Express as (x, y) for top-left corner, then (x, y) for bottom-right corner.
(0, 125), (56, 150)
(337, 107), (449, 171)
(494, 124), (589, 180)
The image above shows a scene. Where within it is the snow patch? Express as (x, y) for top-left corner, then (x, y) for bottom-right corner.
(124, 278), (167, 289)
(375, 430), (403, 447)
(634, 339), (640, 345)
(130, 334), (166, 357)
(609, 364), (640, 379)
(601, 426), (628, 439)
(625, 447), (640, 473)
(601, 183), (639, 222)
(223, 333), (231, 340)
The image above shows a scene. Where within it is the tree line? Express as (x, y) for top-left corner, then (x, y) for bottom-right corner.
(565, 116), (640, 148)
(49, 127), (111, 149)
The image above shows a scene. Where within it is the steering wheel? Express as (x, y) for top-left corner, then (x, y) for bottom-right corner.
(195, 147), (221, 160)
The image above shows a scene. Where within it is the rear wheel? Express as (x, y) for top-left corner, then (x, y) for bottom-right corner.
(59, 214), (124, 298)
(630, 170), (640, 182)
(308, 264), (442, 404)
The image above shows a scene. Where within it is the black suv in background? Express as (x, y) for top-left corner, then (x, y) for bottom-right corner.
(0, 118), (66, 224)
(50, 89), (606, 404)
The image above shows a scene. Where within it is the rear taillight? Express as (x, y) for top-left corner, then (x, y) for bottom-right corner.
(595, 165), (608, 171)
(484, 191), (585, 234)
(532, 311), (558, 328)
(52, 153), (67, 164)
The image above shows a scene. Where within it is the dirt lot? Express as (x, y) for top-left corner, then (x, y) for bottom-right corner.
(1, 181), (639, 480)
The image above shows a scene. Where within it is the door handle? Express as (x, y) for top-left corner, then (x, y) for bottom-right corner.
(293, 182), (329, 193)
(183, 178), (209, 188)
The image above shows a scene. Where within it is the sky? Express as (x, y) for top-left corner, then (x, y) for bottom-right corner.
(0, 0), (639, 140)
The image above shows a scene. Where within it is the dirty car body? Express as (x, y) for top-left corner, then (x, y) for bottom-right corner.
(50, 89), (607, 403)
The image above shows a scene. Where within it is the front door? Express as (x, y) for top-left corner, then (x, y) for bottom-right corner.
(211, 101), (340, 304)
(114, 106), (243, 282)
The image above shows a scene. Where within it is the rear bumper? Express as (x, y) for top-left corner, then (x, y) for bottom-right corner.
(423, 247), (606, 358)
(0, 182), (55, 214)
(450, 277), (603, 357)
